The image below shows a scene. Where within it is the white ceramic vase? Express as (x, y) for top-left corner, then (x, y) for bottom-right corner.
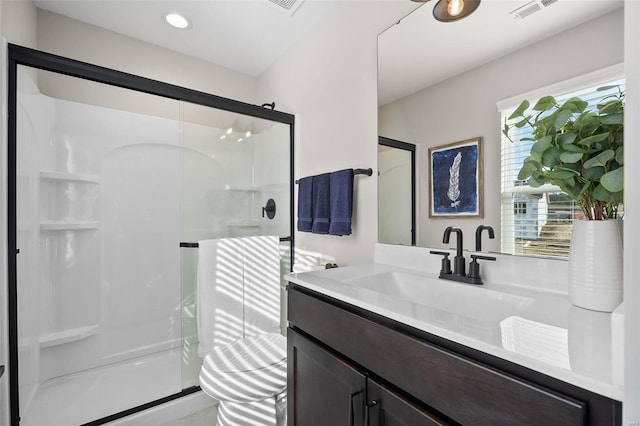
(568, 219), (623, 312)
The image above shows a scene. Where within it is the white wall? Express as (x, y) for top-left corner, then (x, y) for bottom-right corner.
(379, 8), (624, 252)
(1, 0), (37, 48)
(624, 1), (640, 423)
(36, 9), (258, 105)
(257, 0), (416, 266)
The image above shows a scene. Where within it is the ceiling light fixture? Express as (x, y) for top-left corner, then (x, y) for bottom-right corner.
(164, 12), (191, 29)
(411, 0), (480, 22)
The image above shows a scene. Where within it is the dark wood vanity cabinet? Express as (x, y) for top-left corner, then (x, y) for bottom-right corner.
(287, 327), (366, 426)
(365, 374), (449, 425)
(287, 285), (622, 426)
(288, 328), (448, 426)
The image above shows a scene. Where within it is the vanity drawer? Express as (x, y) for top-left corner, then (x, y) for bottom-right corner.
(288, 287), (587, 426)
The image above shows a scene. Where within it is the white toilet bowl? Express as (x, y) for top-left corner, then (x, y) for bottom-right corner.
(199, 333), (287, 426)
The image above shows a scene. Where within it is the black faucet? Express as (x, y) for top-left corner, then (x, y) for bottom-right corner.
(443, 226), (465, 277)
(430, 227), (496, 285)
(475, 225), (495, 252)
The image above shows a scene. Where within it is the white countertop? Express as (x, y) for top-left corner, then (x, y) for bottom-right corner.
(285, 258), (623, 401)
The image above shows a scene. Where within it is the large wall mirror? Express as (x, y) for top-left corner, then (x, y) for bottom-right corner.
(377, 0), (624, 255)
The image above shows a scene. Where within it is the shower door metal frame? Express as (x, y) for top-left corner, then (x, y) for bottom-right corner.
(7, 44), (296, 426)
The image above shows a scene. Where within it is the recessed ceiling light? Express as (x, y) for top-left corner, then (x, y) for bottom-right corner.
(164, 13), (191, 29)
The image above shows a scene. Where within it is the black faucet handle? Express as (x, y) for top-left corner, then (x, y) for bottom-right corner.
(468, 254), (496, 281)
(470, 254), (496, 262)
(430, 251), (452, 275)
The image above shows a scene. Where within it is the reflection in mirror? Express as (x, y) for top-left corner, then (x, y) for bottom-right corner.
(378, 137), (416, 245)
(377, 0), (623, 254)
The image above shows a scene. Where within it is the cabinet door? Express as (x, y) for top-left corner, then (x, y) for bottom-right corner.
(366, 379), (450, 426)
(288, 328), (366, 426)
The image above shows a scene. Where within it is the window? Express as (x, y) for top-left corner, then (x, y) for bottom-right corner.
(513, 201), (527, 216)
(499, 66), (624, 259)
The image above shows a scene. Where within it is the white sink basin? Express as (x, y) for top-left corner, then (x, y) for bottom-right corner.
(342, 271), (533, 322)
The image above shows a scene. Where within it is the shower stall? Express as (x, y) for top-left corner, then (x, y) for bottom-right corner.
(7, 46), (294, 425)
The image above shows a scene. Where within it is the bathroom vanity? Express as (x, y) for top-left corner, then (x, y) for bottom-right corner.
(285, 246), (622, 426)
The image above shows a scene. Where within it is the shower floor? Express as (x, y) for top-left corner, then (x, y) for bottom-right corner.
(21, 348), (195, 426)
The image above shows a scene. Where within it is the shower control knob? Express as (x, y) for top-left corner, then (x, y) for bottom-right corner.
(262, 199), (276, 219)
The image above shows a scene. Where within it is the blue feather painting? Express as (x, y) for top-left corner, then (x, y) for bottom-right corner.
(430, 138), (482, 217)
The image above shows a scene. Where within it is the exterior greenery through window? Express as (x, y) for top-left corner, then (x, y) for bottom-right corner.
(500, 77), (625, 259)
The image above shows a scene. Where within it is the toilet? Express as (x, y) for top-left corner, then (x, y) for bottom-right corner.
(196, 236), (287, 426)
(199, 333), (287, 426)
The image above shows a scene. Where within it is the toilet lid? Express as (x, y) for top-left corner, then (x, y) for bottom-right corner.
(206, 333), (286, 374)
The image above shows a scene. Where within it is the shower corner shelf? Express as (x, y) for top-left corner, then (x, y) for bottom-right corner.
(40, 222), (100, 231)
(224, 185), (260, 192)
(224, 219), (261, 228)
(39, 324), (101, 348)
(40, 171), (101, 183)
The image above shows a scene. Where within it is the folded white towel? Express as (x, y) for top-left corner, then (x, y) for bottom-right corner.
(196, 238), (244, 358)
(197, 236), (281, 357)
(243, 236), (281, 337)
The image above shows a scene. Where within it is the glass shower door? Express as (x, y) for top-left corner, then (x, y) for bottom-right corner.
(179, 102), (292, 387)
(15, 65), (185, 425)
(10, 46), (294, 426)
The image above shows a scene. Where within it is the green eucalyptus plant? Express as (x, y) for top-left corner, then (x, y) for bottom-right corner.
(503, 86), (624, 220)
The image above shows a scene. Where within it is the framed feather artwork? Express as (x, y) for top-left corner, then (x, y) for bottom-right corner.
(428, 137), (483, 218)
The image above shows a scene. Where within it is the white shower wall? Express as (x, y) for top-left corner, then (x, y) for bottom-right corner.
(31, 91), (186, 389)
(17, 67), (290, 419)
(16, 72), (53, 415)
(181, 117), (290, 241)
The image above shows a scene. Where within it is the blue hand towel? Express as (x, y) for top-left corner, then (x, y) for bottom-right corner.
(311, 173), (331, 234)
(329, 169), (354, 236)
(296, 176), (313, 232)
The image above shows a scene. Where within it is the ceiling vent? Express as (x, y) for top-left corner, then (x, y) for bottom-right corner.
(265, 0), (306, 16)
(509, 0), (559, 19)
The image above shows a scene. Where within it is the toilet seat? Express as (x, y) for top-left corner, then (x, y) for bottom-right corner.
(200, 333), (287, 403)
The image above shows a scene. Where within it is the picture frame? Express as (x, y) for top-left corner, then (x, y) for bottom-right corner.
(428, 137), (483, 218)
